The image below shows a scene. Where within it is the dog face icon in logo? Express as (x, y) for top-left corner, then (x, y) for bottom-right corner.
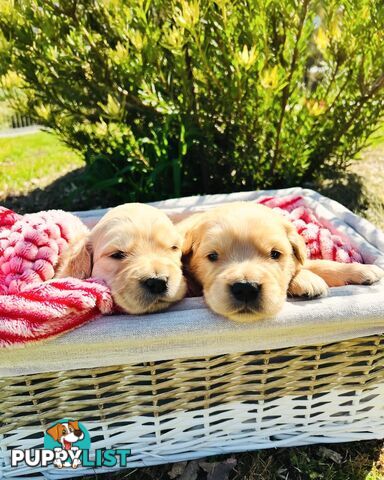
(44, 419), (90, 469)
(47, 420), (84, 450)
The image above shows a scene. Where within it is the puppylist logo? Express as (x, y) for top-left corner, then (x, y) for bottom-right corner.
(11, 418), (131, 469)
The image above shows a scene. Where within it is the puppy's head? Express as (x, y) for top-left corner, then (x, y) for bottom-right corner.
(179, 202), (306, 322)
(58, 203), (186, 314)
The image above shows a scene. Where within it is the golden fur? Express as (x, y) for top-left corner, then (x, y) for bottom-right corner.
(57, 203), (186, 314)
(177, 202), (384, 322)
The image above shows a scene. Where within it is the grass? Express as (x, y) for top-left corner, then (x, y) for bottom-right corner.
(1, 131), (384, 479)
(0, 130), (83, 199)
(0, 130), (131, 212)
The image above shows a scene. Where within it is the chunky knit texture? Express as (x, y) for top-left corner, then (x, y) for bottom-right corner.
(0, 207), (113, 347)
(0, 207), (90, 294)
(257, 195), (363, 263)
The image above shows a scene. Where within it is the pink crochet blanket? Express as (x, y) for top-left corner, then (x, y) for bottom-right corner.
(0, 207), (113, 347)
(257, 195), (362, 263)
(0, 195), (362, 348)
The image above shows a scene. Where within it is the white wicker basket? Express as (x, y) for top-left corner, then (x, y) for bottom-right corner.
(1, 188), (384, 480)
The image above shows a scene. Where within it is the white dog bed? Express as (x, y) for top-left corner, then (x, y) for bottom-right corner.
(1, 187), (384, 479)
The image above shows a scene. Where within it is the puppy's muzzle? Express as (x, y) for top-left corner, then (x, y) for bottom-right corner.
(230, 281), (260, 303)
(142, 277), (168, 295)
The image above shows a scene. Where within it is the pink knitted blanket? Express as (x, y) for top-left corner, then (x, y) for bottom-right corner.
(0, 207), (113, 347)
(257, 195), (362, 263)
(0, 195), (362, 348)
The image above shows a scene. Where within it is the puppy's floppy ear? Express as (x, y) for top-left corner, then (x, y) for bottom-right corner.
(284, 220), (307, 265)
(69, 420), (79, 430)
(46, 423), (61, 441)
(56, 235), (93, 279)
(176, 212), (206, 297)
(176, 212), (206, 256)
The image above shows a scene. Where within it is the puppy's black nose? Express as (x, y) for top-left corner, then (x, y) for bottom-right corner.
(143, 277), (168, 295)
(230, 282), (260, 303)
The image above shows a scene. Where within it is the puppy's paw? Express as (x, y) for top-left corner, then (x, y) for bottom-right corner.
(288, 269), (329, 299)
(344, 263), (384, 286)
(53, 458), (63, 469)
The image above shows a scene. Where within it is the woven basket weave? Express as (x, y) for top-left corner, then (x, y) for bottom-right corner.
(1, 188), (384, 479)
(1, 334), (384, 479)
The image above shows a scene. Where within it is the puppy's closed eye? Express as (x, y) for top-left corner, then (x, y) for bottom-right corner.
(110, 251), (126, 260)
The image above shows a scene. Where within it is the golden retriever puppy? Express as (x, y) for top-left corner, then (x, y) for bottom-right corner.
(177, 202), (384, 322)
(57, 203), (186, 314)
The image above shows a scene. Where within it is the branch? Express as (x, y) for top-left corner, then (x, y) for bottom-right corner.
(184, 43), (210, 191)
(270, 0), (311, 176)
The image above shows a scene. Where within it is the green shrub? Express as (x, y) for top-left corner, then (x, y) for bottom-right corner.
(1, 0), (383, 201)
